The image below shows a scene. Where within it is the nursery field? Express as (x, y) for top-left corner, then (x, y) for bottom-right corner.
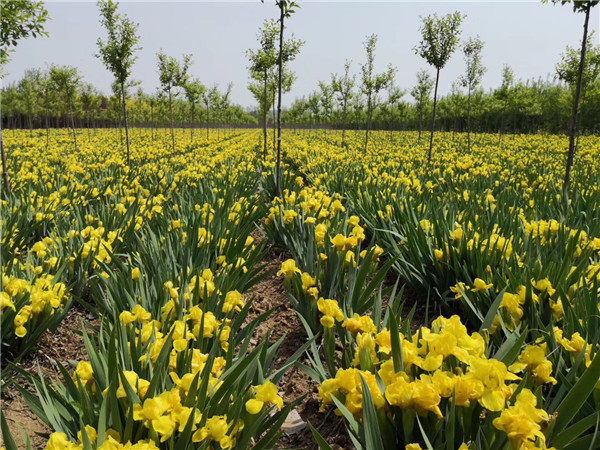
(1, 128), (600, 450)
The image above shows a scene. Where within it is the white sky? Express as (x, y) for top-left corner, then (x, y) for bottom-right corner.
(4, 1), (599, 108)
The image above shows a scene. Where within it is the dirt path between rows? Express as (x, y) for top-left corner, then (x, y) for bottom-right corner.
(1, 246), (353, 449)
(246, 245), (351, 449)
(2, 308), (96, 449)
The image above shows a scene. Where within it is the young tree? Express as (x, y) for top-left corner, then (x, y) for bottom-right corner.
(0, 0), (49, 192)
(283, 96), (309, 132)
(248, 78), (274, 151)
(331, 59), (355, 147)
(496, 64), (514, 143)
(546, 0), (598, 189)
(360, 34), (395, 151)
(444, 81), (465, 142)
(263, 0), (300, 196)
(213, 83), (232, 138)
(18, 68), (42, 136)
(414, 11), (464, 163)
(49, 65), (81, 151)
(459, 36), (486, 150)
(183, 79), (205, 143)
(202, 85), (218, 140)
(352, 96), (365, 131)
(80, 82), (100, 141)
(110, 81), (124, 143)
(157, 51), (191, 151)
(96, 0), (140, 168)
(268, 68), (298, 147)
(148, 90), (159, 139)
(38, 70), (55, 147)
(382, 82), (404, 140)
(246, 19), (278, 158)
(410, 69), (433, 142)
(307, 91), (322, 133)
(318, 80), (334, 135)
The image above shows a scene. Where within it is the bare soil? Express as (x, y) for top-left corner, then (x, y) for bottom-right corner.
(246, 245), (352, 449)
(1, 307), (96, 449)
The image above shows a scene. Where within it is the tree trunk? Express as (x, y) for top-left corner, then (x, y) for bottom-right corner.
(69, 101), (78, 151)
(275, 1), (284, 197)
(263, 70), (268, 160)
(190, 102), (195, 143)
(365, 95), (372, 151)
(150, 105), (153, 140)
(272, 88), (276, 150)
(206, 105), (210, 140)
(428, 68), (440, 164)
(263, 72), (268, 159)
(498, 99), (505, 148)
(418, 95), (423, 142)
(45, 115), (50, 149)
(564, 2), (591, 190)
(120, 82), (131, 167)
(151, 105), (155, 140)
(0, 130), (9, 193)
(341, 101), (347, 147)
(168, 90), (175, 151)
(467, 87), (472, 151)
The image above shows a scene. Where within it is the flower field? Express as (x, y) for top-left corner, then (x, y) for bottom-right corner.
(1, 128), (600, 450)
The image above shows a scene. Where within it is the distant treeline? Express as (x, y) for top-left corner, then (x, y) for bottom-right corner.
(2, 71), (599, 135)
(0, 68), (258, 132)
(281, 77), (600, 135)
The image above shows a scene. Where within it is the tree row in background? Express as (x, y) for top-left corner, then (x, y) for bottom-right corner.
(5, 51), (598, 139)
(283, 66), (600, 136)
(282, 30), (600, 138)
(1, 66), (257, 133)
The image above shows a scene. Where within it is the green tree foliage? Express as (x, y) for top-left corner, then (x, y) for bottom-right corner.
(49, 65), (81, 150)
(0, 0), (48, 67)
(183, 78), (205, 143)
(282, 72), (600, 136)
(80, 82), (102, 140)
(496, 64), (514, 139)
(307, 90), (322, 131)
(2, 73), (255, 132)
(17, 68), (42, 136)
(556, 33), (600, 91)
(380, 82), (404, 139)
(318, 80), (334, 136)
